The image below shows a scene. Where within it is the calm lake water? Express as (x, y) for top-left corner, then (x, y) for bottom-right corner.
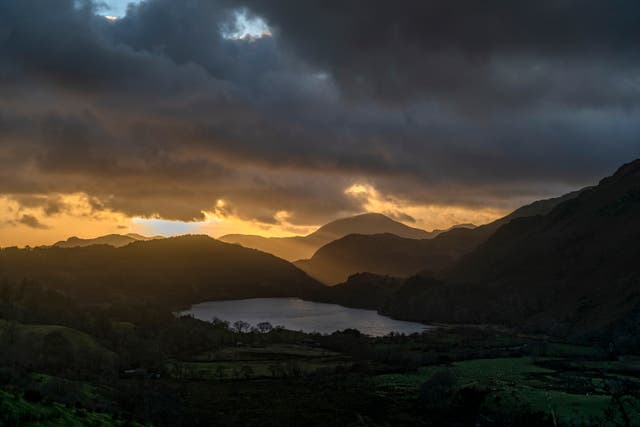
(178, 297), (431, 337)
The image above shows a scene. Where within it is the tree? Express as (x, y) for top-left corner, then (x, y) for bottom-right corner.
(601, 375), (639, 427)
(211, 317), (230, 330)
(233, 320), (250, 334)
(257, 322), (273, 334)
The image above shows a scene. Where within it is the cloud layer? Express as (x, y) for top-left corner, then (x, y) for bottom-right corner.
(1, 0), (639, 240)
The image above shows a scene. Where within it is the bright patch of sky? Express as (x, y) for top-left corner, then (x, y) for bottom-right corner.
(131, 218), (201, 237)
(99, 0), (143, 18)
(221, 9), (272, 40)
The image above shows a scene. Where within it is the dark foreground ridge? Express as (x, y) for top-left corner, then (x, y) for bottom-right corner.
(0, 235), (321, 308)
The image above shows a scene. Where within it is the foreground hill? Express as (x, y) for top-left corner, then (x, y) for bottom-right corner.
(0, 319), (116, 375)
(219, 213), (440, 261)
(297, 192), (580, 284)
(383, 160), (640, 340)
(0, 235), (320, 306)
(53, 233), (164, 248)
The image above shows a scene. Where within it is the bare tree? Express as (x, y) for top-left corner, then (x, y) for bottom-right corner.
(257, 322), (273, 334)
(233, 320), (251, 334)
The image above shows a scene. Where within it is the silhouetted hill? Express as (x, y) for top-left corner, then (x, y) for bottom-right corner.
(219, 213), (439, 261)
(296, 192), (581, 284)
(295, 233), (466, 285)
(383, 160), (640, 339)
(0, 235), (320, 307)
(53, 233), (164, 248)
(312, 273), (405, 309)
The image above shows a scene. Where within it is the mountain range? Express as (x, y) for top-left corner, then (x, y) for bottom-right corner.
(295, 191), (582, 284)
(53, 233), (165, 248)
(316, 160), (640, 341)
(5, 159), (638, 343)
(218, 213), (457, 261)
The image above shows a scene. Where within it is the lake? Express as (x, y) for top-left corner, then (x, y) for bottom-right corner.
(178, 297), (431, 337)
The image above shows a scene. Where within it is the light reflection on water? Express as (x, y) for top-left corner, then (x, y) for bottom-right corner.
(178, 297), (432, 337)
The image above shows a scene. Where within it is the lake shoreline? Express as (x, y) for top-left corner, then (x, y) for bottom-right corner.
(177, 297), (433, 337)
(174, 293), (435, 329)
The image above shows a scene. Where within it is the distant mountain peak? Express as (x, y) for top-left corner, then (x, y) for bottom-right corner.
(53, 233), (164, 248)
(309, 212), (432, 239)
(294, 189), (586, 284)
(219, 212), (438, 261)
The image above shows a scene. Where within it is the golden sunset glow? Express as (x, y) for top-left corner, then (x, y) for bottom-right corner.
(344, 184), (506, 231)
(0, 185), (506, 247)
(0, 194), (129, 247)
(1, 2), (638, 422)
(0, 193), (322, 247)
(0, 0), (632, 251)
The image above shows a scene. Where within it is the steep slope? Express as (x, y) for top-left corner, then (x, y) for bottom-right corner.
(295, 233), (470, 285)
(0, 235), (320, 307)
(296, 192), (581, 284)
(384, 160), (640, 338)
(53, 233), (164, 248)
(217, 234), (311, 262)
(219, 213), (436, 261)
(311, 273), (405, 309)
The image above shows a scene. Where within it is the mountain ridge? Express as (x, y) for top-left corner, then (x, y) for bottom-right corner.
(219, 212), (447, 261)
(1, 234), (321, 307)
(52, 233), (165, 248)
(296, 190), (583, 284)
(377, 159), (640, 339)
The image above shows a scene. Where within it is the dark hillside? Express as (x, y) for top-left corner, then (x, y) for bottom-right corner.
(384, 160), (640, 341)
(0, 235), (320, 308)
(296, 191), (581, 284)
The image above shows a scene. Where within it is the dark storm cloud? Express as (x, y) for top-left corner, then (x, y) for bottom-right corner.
(17, 214), (49, 229)
(0, 0), (638, 226)
(242, 0), (640, 108)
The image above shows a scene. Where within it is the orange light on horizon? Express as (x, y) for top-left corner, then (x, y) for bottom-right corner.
(0, 186), (508, 248)
(344, 183), (506, 231)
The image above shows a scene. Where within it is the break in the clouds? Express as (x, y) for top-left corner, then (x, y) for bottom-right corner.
(0, 0), (639, 242)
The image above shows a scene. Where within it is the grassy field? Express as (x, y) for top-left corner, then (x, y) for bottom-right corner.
(0, 389), (137, 427)
(2, 314), (638, 426)
(163, 331), (640, 424)
(169, 343), (351, 380)
(0, 320), (113, 355)
(373, 356), (640, 425)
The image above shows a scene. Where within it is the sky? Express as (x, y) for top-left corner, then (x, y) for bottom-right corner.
(1, 0), (639, 246)
(98, 0), (140, 18)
